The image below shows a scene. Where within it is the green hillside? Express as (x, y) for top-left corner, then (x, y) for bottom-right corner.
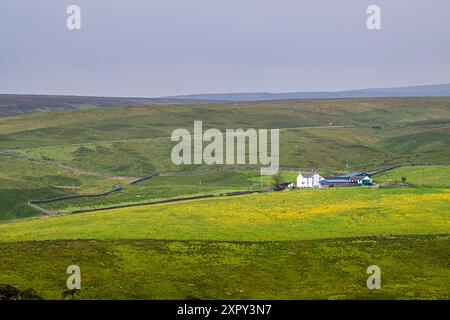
(1, 97), (449, 176)
(0, 154), (130, 220)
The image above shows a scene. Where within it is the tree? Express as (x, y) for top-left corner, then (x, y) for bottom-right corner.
(401, 176), (407, 183)
(271, 172), (284, 191)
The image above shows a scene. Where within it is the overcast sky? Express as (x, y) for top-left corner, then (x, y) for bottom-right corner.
(1, 0), (449, 97)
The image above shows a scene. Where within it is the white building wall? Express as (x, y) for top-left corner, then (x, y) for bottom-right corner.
(297, 174), (324, 188)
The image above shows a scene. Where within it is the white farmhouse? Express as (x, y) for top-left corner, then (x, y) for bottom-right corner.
(297, 173), (324, 188)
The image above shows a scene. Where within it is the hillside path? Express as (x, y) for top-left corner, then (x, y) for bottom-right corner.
(0, 149), (137, 180)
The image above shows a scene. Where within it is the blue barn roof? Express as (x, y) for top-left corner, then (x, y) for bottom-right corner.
(320, 179), (351, 185)
(337, 172), (371, 178)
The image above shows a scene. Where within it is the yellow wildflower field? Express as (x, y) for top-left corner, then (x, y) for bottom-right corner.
(0, 187), (448, 243)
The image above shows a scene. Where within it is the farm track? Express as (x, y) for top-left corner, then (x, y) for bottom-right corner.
(10, 125), (348, 151)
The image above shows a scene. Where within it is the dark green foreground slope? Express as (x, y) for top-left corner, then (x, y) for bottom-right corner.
(0, 235), (448, 300)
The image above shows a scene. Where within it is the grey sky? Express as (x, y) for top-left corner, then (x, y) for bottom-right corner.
(1, 0), (449, 97)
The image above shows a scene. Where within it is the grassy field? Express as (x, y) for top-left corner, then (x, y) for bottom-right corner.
(0, 235), (448, 300)
(0, 187), (448, 299)
(1, 188), (448, 242)
(374, 165), (450, 187)
(37, 170), (300, 213)
(6, 163), (448, 218)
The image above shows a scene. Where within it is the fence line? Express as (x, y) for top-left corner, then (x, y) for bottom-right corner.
(29, 166), (308, 205)
(29, 187), (123, 204)
(27, 162), (449, 216)
(369, 162), (450, 175)
(36, 189), (273, 216)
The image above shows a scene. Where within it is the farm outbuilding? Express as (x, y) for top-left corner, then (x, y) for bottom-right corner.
(320, 172), (373, 187)
(320, 179), (358, 188)
(348, 176), (373, 185)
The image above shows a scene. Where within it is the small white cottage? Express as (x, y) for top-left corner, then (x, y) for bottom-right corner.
(297, 173), (324, 188)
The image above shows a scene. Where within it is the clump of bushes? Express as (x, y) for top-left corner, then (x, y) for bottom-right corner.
(0, 284), (43, 300)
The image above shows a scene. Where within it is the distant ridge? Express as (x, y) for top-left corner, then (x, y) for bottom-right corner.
(1, 83), (449, 115)
(163, 83), (450, 102)
(0, 94), (194, 116)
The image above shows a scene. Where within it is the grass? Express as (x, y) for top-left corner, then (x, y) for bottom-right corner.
(1, 188), (448, 242)
(0, 235), (448, 300)
(0, 97), (448, 299)
(374, 165), (450, 187)
(0, 97), (448, 175)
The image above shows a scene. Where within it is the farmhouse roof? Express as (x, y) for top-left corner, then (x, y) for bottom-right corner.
(349, 175), (371, 180)
(299, 173), (316, 178)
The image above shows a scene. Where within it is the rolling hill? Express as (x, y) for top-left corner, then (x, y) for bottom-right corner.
(0, 94), (192, 116)
(0, 95), (448, 300)
(2, 83), (449, 115)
